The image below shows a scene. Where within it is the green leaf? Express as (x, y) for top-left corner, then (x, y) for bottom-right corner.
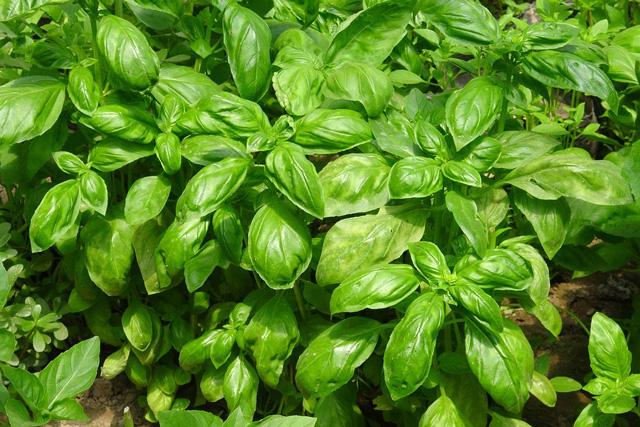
(449, 284), (503, 334)
(49, 398), (88, 421)
(97, 15), (160, 90)
(465, 319), (533, 413)
(181, 135), (250, 166)
(384, 293), (444, 400)
(330, 264), (421, 313)
(248, 199), (312, 289)
(440, 373), (488, 427)
(158, 410), (223, 427)
(3, 399), (37, 427)
(325, 63), (393, 117)
(314, 384), (365, 427)
(293, 109), (372, 154)
(80, 105), (159, 144)
(81, 214), (134, 296)
(223, 3), (272, 101)
(265, 143), (325, 218)
(184, 240), (226, 292)
(201, 363), (226, 402)
(68, 67), (100, 116)
(176, 158), (250, 221)
(529, 371), (557, 407)
(319, 154), (390, 217)
(125, 175), (172, 225)
(155, 132), (182, 175)
(604, 45), (638, 85)
(0, 76), (65, 146)
(243, 295), (300, 387)
(573, 401), (615, 427)
(370, 112), (426, 158)
(416, 0), (499, 45)
(549, 376), (582, 393)
(445, 190), (487, 257)
(316, 205), (427, 285)
(101, 344), (130, 380)
(0, 0), (68, 21)
(408, 241), (450, 283)
(122, 302), (153, 352)
(250, 415), (317, 427)
(0, 262), (9, 309)
(224, 355), (259, 418)
(488, 411), (532, 427)
(589, 312), (632, 381)
(324, 2), (412, 67)
(296, 317), (380, 397)
(596, 390), (636, 414)
(39, 337), (101, 407)
(154, 218), (208, 287)
(30, 180), (81, 252)
(212, 204), (243, 264)
(151, 64), (220, 106)
(456, 248), (532, 291)
(522, 51), (618, 113)
(445, 77), (503, 151)
(494, 131), (561, 170)
(88, 139), (155, 172)
(53, 151), (86, 175)
(418, 393), (473, 427)
(474, 188), (509, 230)
(125, 0), (181, 30)
(457, 136), (501, 172)
(514, 190), (569, 259)
(523, 22), (579, 50)
(0, 366), (46, 411)
(388, 157), (442, 199)
(442, 161), (482, 187)
(503, 151), (633, 206)
(79, 170), (109, 215)
(273, 65), (325, 116)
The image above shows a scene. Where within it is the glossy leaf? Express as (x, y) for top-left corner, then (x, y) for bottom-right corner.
(494, 131), (561, 170)
(442, 161), (482, 187)
(224, 355), (259, 418)
(122, 302), (153, 352)
(88, 139), (155, 172)
(151, 64), (219, 106)
(325, 63), (393, 117)
(155, 132), (181, 175)
(293, 109), (372, 154)
(79, 170), (108, 215)
(158, 410), (223, 427)
(408, 241), (450, 283)
(589, 312), (632, 381)
(449, 284), (503, 334)
(273, 65), (325, 116)
(456, 248), (532, 291)
(184, 240), (226, 292)
(30, 180), (81, 252)
(68, 67), (100, 116)
(125, 175), (172, 225)
(80, 105), (158, 144)
(212, 204), (243, 264)
(181, 135), (250, 166)
(419, 393), (473, 427)
(416, 0), (499, 45)
(446, 190), (487, 257)
(388, 157), (442, 199)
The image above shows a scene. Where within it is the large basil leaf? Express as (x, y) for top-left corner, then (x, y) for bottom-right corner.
(97, 15), (159, 90)
(151, 64), (219, 106)
(273, 65), (325, 116)
(80, 105), (158, 144)
(30, 180), (81, 252)
(125, 175), (172, 226)
(589, 312), (632, 381)
(522, 51), (618, 113)
(448, 284), (503, 334)
(384, 292), (444, 400)
(88, 139), (155, 172)
(325, 63), (393, 117)
(38, 337), (100, 408)
(0, 76), (65, 146)
(81, 213), (134, 297)
(445, 190), (487, 257)
(456, 136), (501, 173)
(293, 109), (372, 154)
(523, 22), (579, 50)
(456, 249), (532, 291)
(248, 199), (312, 289)
(324, 2), (412, 67)
(223, 3), (272, 101)
(416, 0), (499, 45)
(316, 205), (427, 285)
(465, 319), (533, 413)
(493, 131), (560, 170)
(243, 295), (299, 387)
(68, 67), (100, 116)
(176, 157), (250, 221)
(445, 77), (502, 151)
(388, 157), (442, 199)
(265, 143), (324, 219)
(503, 151), (633, 206)
(223, 355), (259, 418)
(440, 373), (488, 427)
(181, 135), (250, 166)
(330, 264), (421, 313)
(418, 394), (473, 427)
(296, 317), (381, 397)
(513, 190), (569, 259)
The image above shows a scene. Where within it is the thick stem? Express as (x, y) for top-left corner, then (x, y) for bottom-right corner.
(293, 281), (308, 321)
(115, 0), (123, 17)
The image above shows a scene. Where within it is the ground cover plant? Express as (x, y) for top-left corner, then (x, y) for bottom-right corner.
(1, 0), (640, 425)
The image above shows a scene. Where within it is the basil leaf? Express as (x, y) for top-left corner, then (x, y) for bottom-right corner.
(445, 77), (503, 151)
(125, 0), (181, 30)
(573, 401), (615, 427)
(465, 319), (533, 413)
(80, 105), (159, 144)
(68, 67), (100, 116)
(325, 2), (412, 67)
(330, 264), (421, 313)
(248, 199), (312, 289)
(408, 241), (450, 283)
(388, 157), (443, 199)
(494, 131), (560, 170)
(449, 284), (503, 334)
(384, 292), (444, 400)
(181, 135), (250, 167)
(529, 371), (557, 407)
(319, 153), (390, 217)
(184, 240), (227, 293)
(523, 22), (579, 50)
(442, 161), (482, 188)
(273, 65), (325, 116)
(316, 205), (427, 285)
(474, 188), (509, 230)
(125, 175), (172, 226)
(0, 261), (8, 309)
(211, 204), (243, 265)
(418, 393), (473, 427)
(0, 0), (68, 21)
(250, 415), (318, 427)
(223, 355), (259, 419)
(30, 180), (81, 252)
(456, 248), (532, 291)
(293, 109), (372, 154)
(101, 344), (130, 380)
(370, 112), (426, 158)
(88, 139), (155, 172)
(605, 45), (638, 85)
(296, 317), (380, 397)
(223, 3), (272, 101)
(79, 170), (109, 215)
(53, 151), (87, 175)
(97, 15), (159, 90)
(503, 152), (633, 206)
(151, 64), (220, 106)
(416, 0), (499, 45)
(243, 295), (300, 387)
(522, 51), (618, 113)
(488, 411), (533, 427)
(440, 373), (488, 427)
(154, 218), (208, 284)
(158, 410), (223, 427)
(325, 63), (393, 117)
(200, 363), (226, 402)
(155, 132), (181, 175)
(0, 76), (65, 146)
(589, 312), (632, 381)
(176, 157), (250, 221)
(314, 384), (365, 427)
(0, 366), (46, 411)
(81, 213), (134, 296)
(445, 190), (487, 257)
(122, 301), (153, 352)
(456, 136), (501, 173)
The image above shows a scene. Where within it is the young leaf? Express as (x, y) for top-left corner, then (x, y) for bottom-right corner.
(224, 355), (259, 419)
(296, 317), (381, 397)
(122, 302), (153, 352)
(80, 105), (159, 144)
(68, 66), (100, 116)
(184, 240), (227, 292)
(52, 151), (86, 175)
(154, 218), (208, 283)
(212, 204), (243, 265)
(30, 180), (81, 252)
(448, 284), (503, 334)
(588, 312), (632, 381)
(273, 65), (325, 116)
(79, 170), (108, 215)
(88, 139), (155, 172)
(388, 157), (443, 199)
(384, 292), (444, 400)
(125, 175), (172, 225)
(155, 132), (181, 175)
(445, 190), (487, 257)
(408, 241), (450, 283)
(573, 401), (615, 427)
(248, 199), (312, 289)
(419, 393), (473, 427)
(456, 248), (532, 291)
(528, 371), (557, 407)
(442, 161), (482, 187)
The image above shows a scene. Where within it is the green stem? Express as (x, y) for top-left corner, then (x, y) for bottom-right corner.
(555, 305), (590, 336)
(89, 13), (103, 91)
(497, 56), (513, 133)
(293, 281), (307, 321)
(123, 407), (134, 427)
(115, 0), (123, 17)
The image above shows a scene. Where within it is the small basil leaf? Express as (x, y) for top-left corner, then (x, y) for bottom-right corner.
(122, 302), (154, 352)
(448, 284), (503, 334)
(155, 132), (181, 175)
(442, 161), (482, 187)
(79, 170), (108, 215)
(68, 67), (100, 116)
(223, 355), (259, 419)
(181, 135), (250, 166)
(88, 139), (155, 172)
(445, 190), (487, 257)
(53, 151), (86, 175)
(418, 393), (473, 427)
(30, 180), (81, 252)
(212, 204), (244, 265)
(125, 175), (172, 226)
